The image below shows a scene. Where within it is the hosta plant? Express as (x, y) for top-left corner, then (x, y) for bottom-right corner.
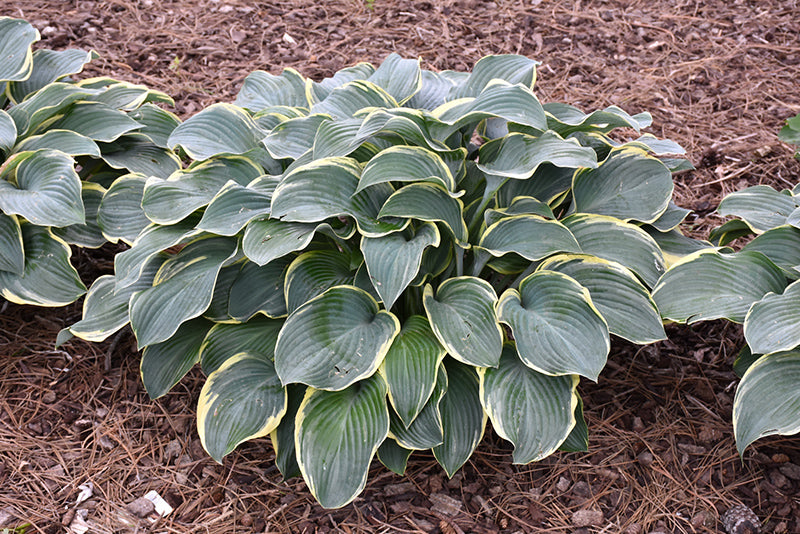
(0, 17), (180, 306)
(779, 112), (800, 160)
(65, 53), (694, 508)
(653, 180), (800, 455)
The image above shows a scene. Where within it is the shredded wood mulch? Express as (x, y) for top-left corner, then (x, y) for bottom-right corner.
(1, 0), (800, 532)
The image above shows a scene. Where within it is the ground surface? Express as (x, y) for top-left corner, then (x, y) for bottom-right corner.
(1, 0), (800, 533)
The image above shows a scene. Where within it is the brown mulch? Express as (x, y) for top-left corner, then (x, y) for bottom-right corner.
(1, 0), (800, 532)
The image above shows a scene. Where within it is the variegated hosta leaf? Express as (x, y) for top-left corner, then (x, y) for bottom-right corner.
(572, 146), (673, 224)
(49, 102), (142, 142)
(99, 134), (182, 179)
(479, 215), (582, 262)
(0, 110), (16, 156)
(272, 157), (405, 237)
(744, 280), (800, 355)
(544, 102), (650, 136)
(140, 317), (214, 399)
(270, 383), (305, 480)
(295, 374), (389, 508)
(434, 81), (547, 136)
(433, 359), (486, 477)
(709, 219), (753, 247)
(496, 271), (609, 380)
(129, 236), (238, 348)
(485, 196), (554, 226)
(378, 183), (467, 244)
(380, 315), (446, 426)
(274, 286), (400, 391)
(733, 351), (800, 455)
(13, 129), (100, 156)
(227, 259), (289, 321)
(496, 163), (574, 206)
(0, 224), (85, 306)
(113, 216), (202, 289)
(127, 103), (181, 148)
(234, 67), (310, 111)
(377, 438), (413, 475)
(197, 176), (278, 236)
(0, 213), (24, 275)
(366, 53), (421, 105)
(742, 226), (800, 276)
(389, 365), (447, 450)
(310, 79), (398, 120)
(718, 185), (799, 233)
(477, 131), (598, 180)
(0, 149), (84, 227)
(0, 17), (39, 82)
(52, 181), (106, 248)
(167, 103), (264, 160)
(563, 214), (666, 287)
(645, 227), (711, 268)
(97, 173), (150, 244)
(646, 201), (691, 232)
(450, 54), (538, 99)
(652, 249), (787, 324)
(358, 145), (456, 194)
(311, 117), (364, 159)
(284, 250), (356, 313)
(361, 223), (440, 310)
(560, 398), (589, 452)
(198, 353), (288, 462)
(262, 114), (330, 160)
(6, 83), (89, 138)
(423, 277), (503, 367)
(541, 254), (666, 344)
(142, 156), (263, 225)
(67, 255), (165, 342)
(406, 69), (465, 111)
(241, 218), (322, 267)
(7, 48), (95, 103)
(479, 345), (579, 463)
(355, 108), (449, 152)
(309, 62), (375, 103)
(200, 315), (283, 374)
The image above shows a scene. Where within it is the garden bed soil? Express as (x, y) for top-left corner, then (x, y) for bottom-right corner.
(1, 0), (800, 533)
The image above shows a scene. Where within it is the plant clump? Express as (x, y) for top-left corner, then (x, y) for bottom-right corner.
(59, 48), (703, 507)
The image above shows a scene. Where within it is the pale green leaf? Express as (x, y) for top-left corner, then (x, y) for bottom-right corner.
(0, 213), (24, 275)
(358, 145), (456, 193)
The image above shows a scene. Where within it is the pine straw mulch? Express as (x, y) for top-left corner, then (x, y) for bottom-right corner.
(1, 0), (800, 532)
